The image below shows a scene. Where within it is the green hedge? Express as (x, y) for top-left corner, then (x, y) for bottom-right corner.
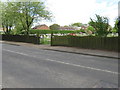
(30, 29), (81, 34)
(52, 36), (118, 51)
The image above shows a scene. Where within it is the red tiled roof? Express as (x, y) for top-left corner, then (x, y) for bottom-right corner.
(32, 24), (50, 30)
(59, 26), (77, 30)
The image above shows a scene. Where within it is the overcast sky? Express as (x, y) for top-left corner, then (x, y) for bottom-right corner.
(1, 0), (119, 27)
(38, 0), (119, 27)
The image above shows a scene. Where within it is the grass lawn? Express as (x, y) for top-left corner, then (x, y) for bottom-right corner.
(40, 37), (51, 45)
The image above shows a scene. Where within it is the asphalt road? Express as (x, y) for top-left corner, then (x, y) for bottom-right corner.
(2, 43), (118, 88)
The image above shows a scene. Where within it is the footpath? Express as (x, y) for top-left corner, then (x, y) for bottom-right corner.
(1, 41), (119, 59)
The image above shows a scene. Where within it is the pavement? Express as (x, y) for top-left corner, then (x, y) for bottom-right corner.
(1, 40), (119, 59)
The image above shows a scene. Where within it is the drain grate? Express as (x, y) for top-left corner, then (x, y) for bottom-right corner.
(93, 80), (118, 88)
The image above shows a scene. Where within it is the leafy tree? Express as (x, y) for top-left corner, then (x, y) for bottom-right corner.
(49, 24), (60, 30)
(79, 29), (85, 33)
(71, 22), (82, 27)
(117, 17), (120, 36)
(15, 1), (52, 35)
(113, 18), (119, 33)
(1, 2), (17, 34)
(85, 26), (95, 35)
(110, 18), (119, 36)
(89, 14), (110, 37)
(14, 22), (25, 35)
(87, 26), (95, 32)
(64, 25), (69, 27)
(1, 1), (52, 35)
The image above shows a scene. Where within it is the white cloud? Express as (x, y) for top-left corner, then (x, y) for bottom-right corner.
(45, 0), (96, 26)
(1, 0), (118, 27)
(38, 0), (119, 27)
(93, 1), (118, 26)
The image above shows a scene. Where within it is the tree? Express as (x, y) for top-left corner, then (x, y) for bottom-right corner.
(87, 26), (95, 32)
(79, 29), (85, 33)
(109, 18), (119, 36)
(49, 24), (60, 30)
(14, 22), (25, 35)
(86, 26), (95, 35)
(113, 18), (119, 33)
(71, 22), (82, 27)
(117, 17), (120, 36)
(89, 14), (110, 37)
(64, 25), (69, 27)
(15, 1), (52, 35)
(1, 1), (52, 35)
(1, 2), (17, 34)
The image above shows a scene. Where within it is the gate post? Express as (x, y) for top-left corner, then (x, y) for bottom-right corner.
(51, 30), (53, 46)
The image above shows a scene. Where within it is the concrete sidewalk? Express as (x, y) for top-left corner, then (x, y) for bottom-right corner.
(1, 41), (119, 59)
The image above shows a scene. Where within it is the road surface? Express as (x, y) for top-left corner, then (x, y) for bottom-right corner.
(2, 43), (118, 88)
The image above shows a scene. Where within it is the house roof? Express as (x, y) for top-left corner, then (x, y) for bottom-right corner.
(59, 26), (77, 30)
(32, 24), (50, 30)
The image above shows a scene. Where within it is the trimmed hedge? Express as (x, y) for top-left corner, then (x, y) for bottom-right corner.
(52, 36), (118, 51)
(1, 34), (40, 44)
(30, 29), (81, 34)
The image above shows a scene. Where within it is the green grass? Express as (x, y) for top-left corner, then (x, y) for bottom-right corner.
(40, 37), (51, 45)
(107, 33), (118, 37)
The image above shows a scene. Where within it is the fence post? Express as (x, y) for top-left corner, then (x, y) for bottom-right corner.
(36, 33), (40, 44)
(51, 30), (53, 46)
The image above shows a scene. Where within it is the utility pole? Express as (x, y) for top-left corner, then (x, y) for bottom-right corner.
(118, 1), (120, 36)
(118, 1), (120, 53)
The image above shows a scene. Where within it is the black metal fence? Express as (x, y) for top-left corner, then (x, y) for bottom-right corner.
(52, 35), (118, 51)
(1, 34), (40, 44)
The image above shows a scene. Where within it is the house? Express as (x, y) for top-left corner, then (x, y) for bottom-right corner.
(32, 24), (50, 30)
(59, 26), (77, 30)
(81, 26), (88, 30)
(0, 28), (4, 34)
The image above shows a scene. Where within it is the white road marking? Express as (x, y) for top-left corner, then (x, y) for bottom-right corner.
(46, 59), (118, 75)
(3, 49), (119, 75)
